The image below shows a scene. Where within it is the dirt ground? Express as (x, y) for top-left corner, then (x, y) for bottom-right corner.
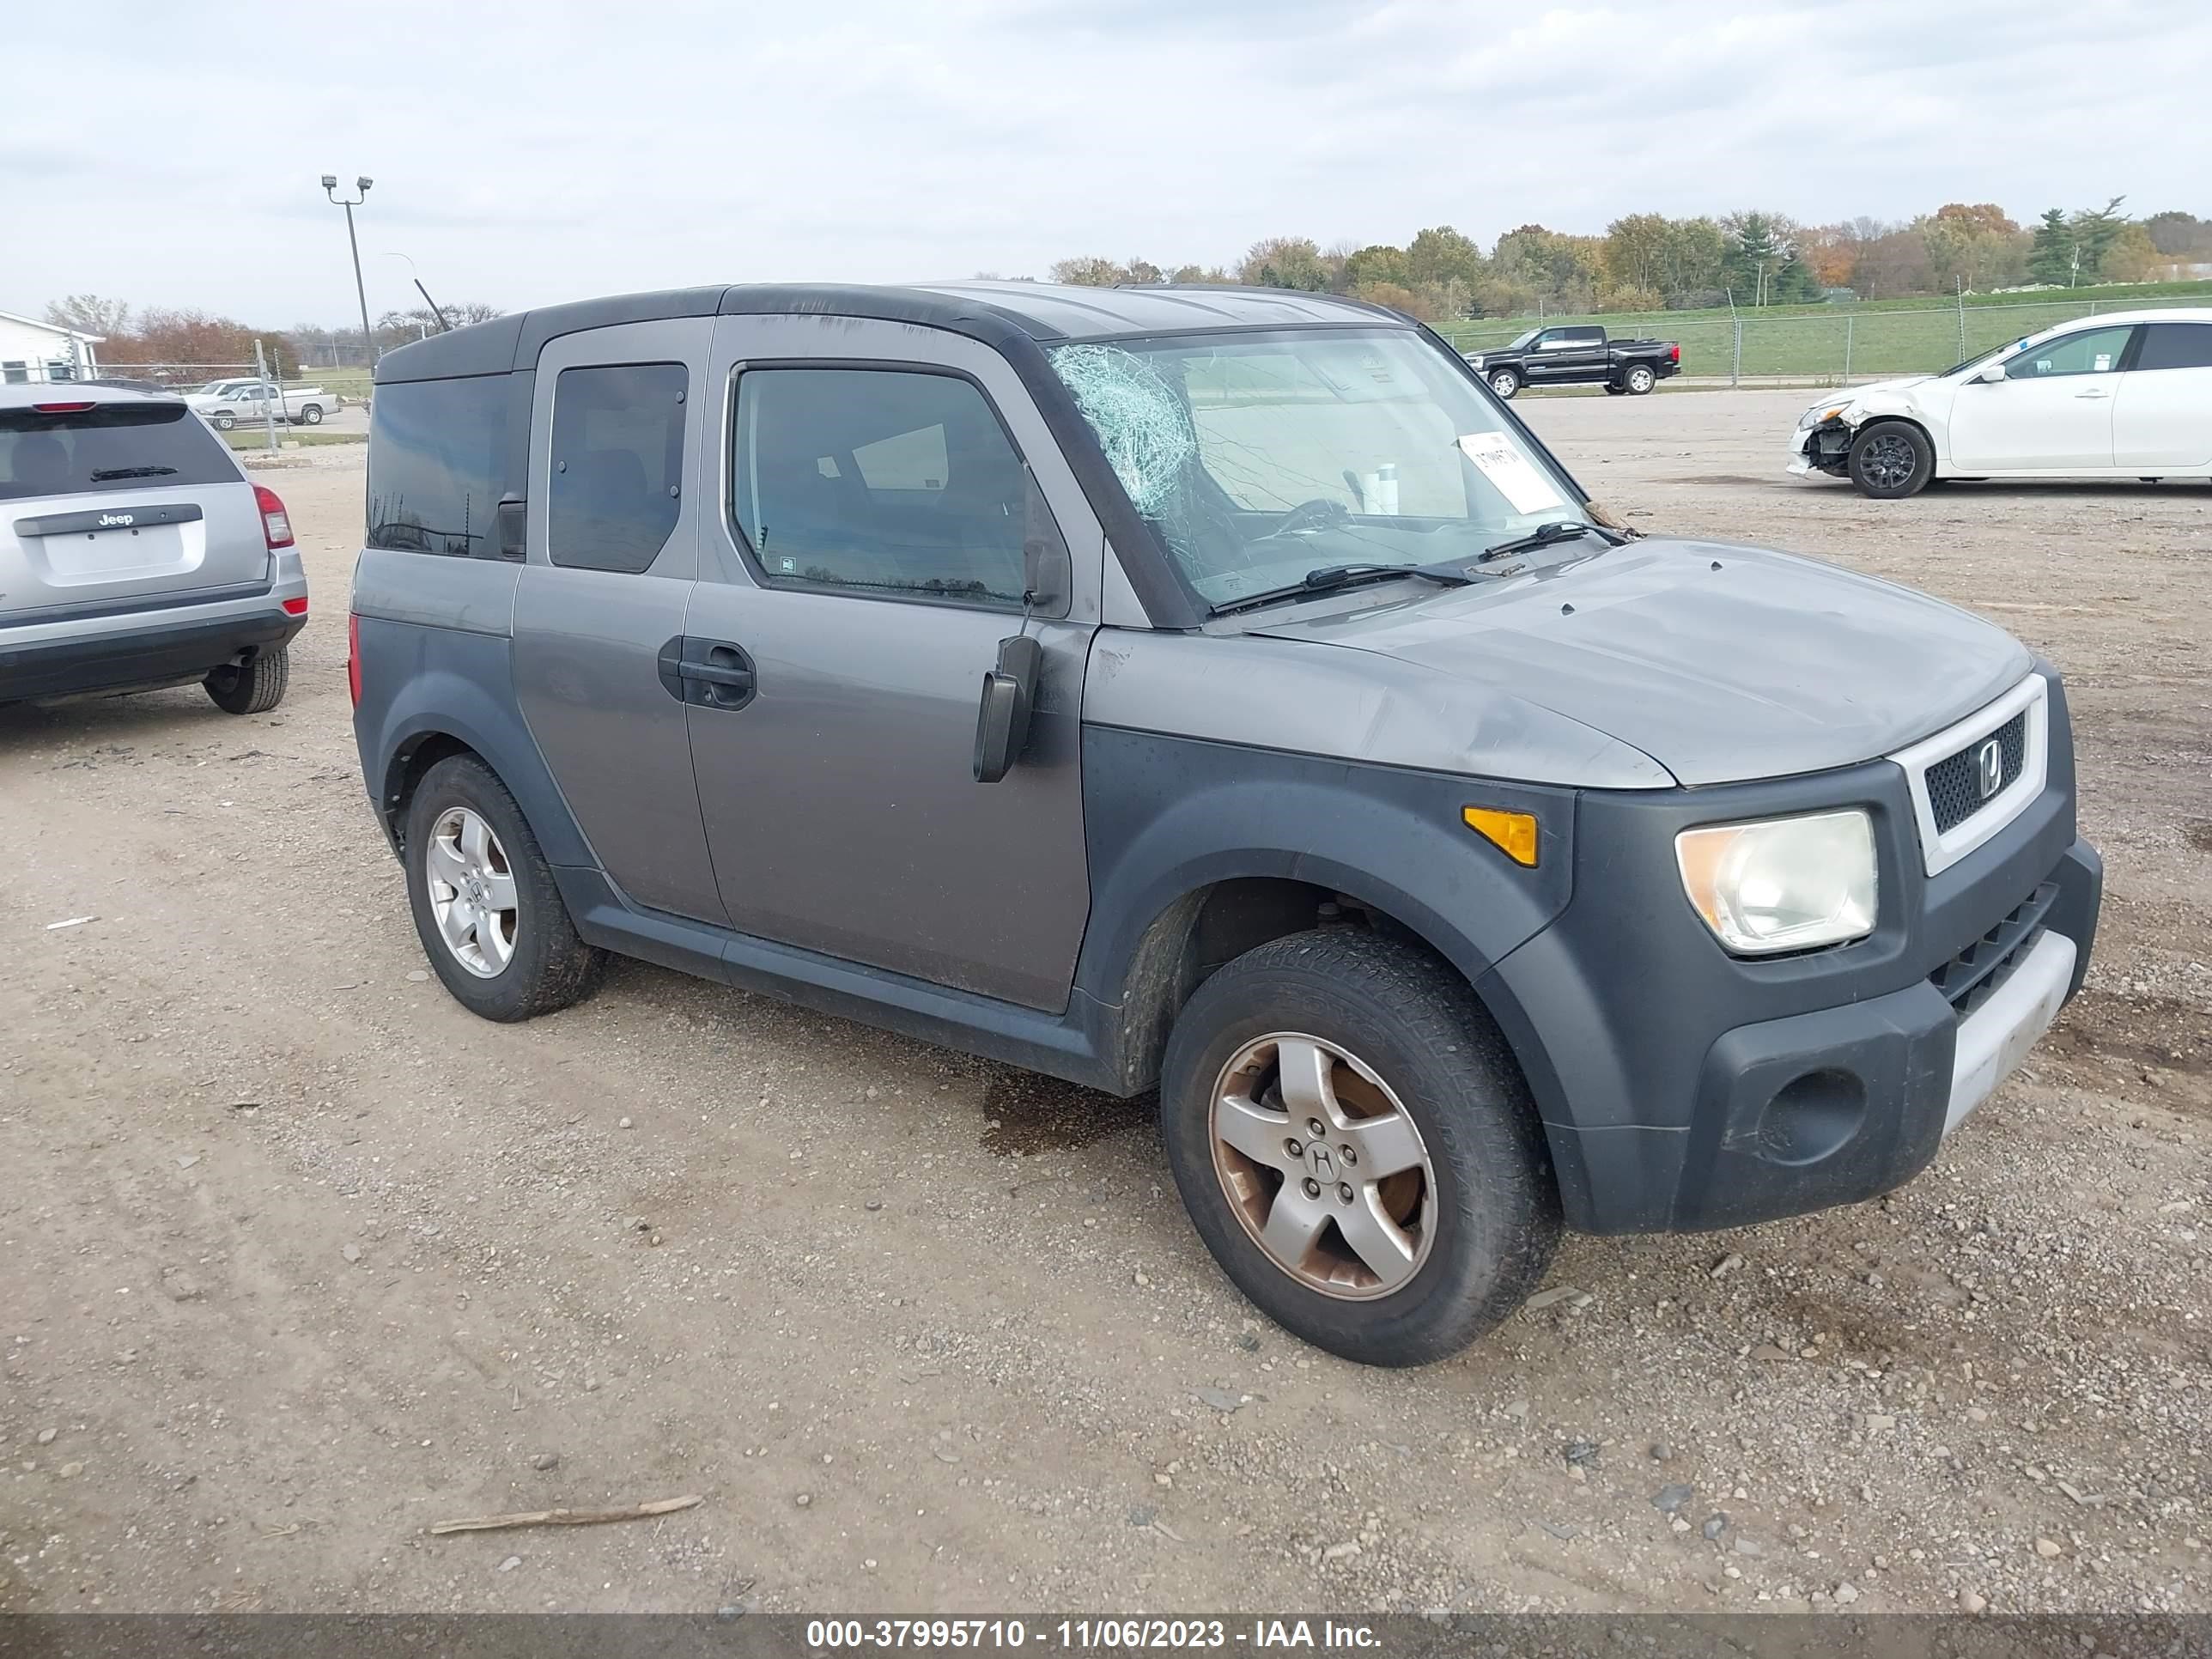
(3, 390), (2206, 1617)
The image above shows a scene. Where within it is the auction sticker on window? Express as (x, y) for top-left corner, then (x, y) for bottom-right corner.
(1457, 430), (1565, 514)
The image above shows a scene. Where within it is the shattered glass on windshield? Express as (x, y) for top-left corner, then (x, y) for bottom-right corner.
(1048, 344), (1197, 514)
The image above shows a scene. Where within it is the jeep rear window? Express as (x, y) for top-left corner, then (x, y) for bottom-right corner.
(0, 402), (238, 501)
(367, 374), (508, 556)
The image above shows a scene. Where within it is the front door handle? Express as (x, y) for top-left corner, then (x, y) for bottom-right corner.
(2074, 389), (2112, 399)
(658, 637), (757, 710)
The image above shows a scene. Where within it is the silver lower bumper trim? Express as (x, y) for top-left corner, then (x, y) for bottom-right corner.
(1944, 929), (2076, 1135)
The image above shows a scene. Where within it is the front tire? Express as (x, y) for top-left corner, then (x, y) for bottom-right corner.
(1487, 368), (1522, 400)
(204, 645), (288, 714)
(1847, 420), (1935, 498)
(404, 755), (605, 1022)
(1159, 930), (1560, 1367)
(210, 412), (236, 430)
(1624, 364), (1656, 395)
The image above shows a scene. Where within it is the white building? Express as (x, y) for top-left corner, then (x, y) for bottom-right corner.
(0, 309), (103, 384)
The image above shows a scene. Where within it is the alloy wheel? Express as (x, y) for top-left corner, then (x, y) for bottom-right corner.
(1860, 430), (1917, 490)
(1209, 1032), (1438, 1300)
(424, 806), (518, 977)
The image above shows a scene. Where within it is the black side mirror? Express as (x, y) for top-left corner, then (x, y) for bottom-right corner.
(496, 495), (526, 561)
(973, 634), (1042, 784)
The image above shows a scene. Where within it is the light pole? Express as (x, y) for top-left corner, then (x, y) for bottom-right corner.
(321, 173), (376, 367)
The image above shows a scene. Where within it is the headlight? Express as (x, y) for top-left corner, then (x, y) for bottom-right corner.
(1675, 810), (1876, 955)
(1796, 403), (1849, 431)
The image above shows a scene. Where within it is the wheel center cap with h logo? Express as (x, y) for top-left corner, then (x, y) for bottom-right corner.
(1305, 1142), (1337, 1183)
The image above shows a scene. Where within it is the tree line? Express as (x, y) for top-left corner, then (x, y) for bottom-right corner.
(1049, 202), (2212, 324)
(40, 295), (505, 378)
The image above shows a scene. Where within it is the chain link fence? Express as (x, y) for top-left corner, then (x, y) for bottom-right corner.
(1450, 295), (2212, 386)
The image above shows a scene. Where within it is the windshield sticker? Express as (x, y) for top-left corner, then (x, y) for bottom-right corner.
(1457, 431), (1565, 514)
(1048, 344), (1196, 515)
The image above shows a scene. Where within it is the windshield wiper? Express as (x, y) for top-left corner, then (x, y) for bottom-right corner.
(1210, 562), (1474, 618)
(1480, 520), (1621, 562)
(88, 465), (177, 481)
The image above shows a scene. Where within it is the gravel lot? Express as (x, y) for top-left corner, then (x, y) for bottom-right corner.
(3, 390), (2206, 1617)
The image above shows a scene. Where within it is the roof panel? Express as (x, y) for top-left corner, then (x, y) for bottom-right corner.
(376, 281), (1411, 384)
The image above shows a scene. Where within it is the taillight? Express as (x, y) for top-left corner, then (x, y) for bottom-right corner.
(1668, 343), (1680, 364)
(253, 483), (295, 550)
(348, 611), (362, 708)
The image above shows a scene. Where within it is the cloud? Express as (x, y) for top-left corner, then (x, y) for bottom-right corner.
(1, 0), (2203, 324)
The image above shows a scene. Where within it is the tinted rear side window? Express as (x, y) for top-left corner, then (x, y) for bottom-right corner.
(2135, 322), (2212, 371)
(548, 363), (687, 574)
(0, 402), (237, 501)
(368, 374), (509, 556)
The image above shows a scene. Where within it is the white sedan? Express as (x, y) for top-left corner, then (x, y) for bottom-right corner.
(1789, 307), (2212, 497)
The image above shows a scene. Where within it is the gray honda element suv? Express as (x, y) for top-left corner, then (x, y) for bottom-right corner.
(349, 283), (2100, 1365)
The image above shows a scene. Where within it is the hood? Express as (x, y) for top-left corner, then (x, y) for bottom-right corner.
(1248, 537), (2032, 787)
(1814, 375), (1930, 412)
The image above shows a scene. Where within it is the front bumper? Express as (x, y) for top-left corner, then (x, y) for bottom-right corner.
(1477, 668), (2101, 1234)
(1790, 419), (1850, 477)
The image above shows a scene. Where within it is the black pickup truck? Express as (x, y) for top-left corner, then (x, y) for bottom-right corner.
(1464, 325), (1681, 399)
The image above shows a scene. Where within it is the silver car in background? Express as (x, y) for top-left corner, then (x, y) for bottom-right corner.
(0, 385), (308, 713)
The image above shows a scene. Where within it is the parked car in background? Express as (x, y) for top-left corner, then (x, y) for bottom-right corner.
(1, 385), (306, 712)
(185, 379), (333, 429)
(1464, 325), (1681, 398)
(1791, 307), (2212, 498)
(349, 282), (2098, 1367)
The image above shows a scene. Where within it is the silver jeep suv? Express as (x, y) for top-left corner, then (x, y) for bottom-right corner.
(1, 385), (308, 713)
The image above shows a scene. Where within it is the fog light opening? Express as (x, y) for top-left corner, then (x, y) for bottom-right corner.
(1757, 1068), (1867, 1166)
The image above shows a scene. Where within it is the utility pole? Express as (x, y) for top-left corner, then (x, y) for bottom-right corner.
(321, 174), (377, 367)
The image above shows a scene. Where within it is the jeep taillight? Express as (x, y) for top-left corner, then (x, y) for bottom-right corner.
(253, 483), (295, 550)
(348, 611), (362, 708)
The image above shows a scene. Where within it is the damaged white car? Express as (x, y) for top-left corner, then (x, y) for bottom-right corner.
(1790, 307), (2212, 498)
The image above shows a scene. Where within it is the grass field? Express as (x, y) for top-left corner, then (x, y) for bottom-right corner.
(221, 428), (364, 450)
(1437, 277), (2212, 382)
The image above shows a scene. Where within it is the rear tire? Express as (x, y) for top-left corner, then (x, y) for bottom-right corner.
(204, 645), (288, 714)
(1847, 420), (1935, 499)
(1159, 929), (1560, 1367)
(1487, 368), (1522, 400)
(299, 404), (324, 426)
(404, 755), (605, 1023)
(1624, 364), (1657, 395)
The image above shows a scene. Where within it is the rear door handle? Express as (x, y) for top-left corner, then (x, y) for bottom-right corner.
(658, 637), (757, 709)
(2074, 389), (2112, 399)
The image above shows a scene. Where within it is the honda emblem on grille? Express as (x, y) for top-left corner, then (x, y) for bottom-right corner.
(1976, 738), (2003, 800)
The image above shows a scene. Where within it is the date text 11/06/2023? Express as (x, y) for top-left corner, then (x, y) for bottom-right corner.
(803, 1619), (1382, 1650)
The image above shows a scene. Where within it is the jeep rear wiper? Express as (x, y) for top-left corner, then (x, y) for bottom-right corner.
(1480, 520), (1622, 561)
(88, 465), (177, 481)
(1210, 562), (1474, 617)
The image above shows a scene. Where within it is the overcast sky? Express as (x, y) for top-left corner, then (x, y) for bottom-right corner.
(6, 0), (2207, 330)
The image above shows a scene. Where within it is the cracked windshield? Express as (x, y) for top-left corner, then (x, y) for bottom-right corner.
(1050, 329), (1593, 609)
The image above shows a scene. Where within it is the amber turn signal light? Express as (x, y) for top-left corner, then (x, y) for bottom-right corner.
(1462, 806), (1539, 867)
